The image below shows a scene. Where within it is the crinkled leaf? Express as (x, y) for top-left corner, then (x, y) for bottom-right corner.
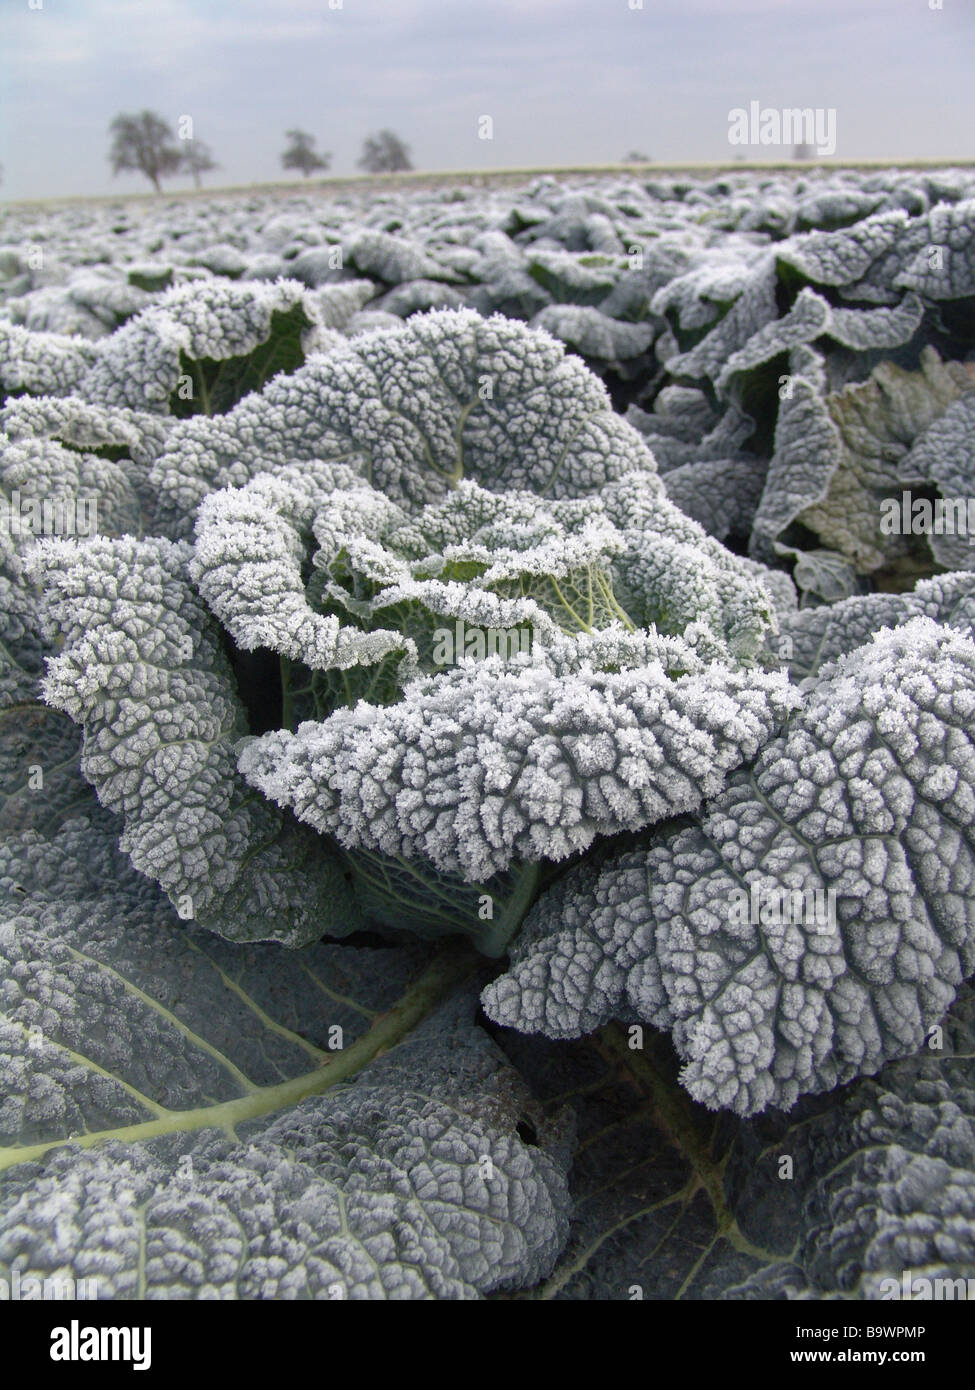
(0, 823), (572, 1299)
(485, 618), (975, 1115)
(239, 627), (796, 893)
(531, 306), (654, 361)
(496, 986), (975, 1299)
(798, 347), (975, 577)
(780, 571), (975, 680)
(30, 534), (358, 946)
(81, 279), (315, 416)
(898, 390), (975, 570)
(147, 309), (653, 539)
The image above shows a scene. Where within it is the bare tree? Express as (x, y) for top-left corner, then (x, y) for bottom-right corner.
(357, 130), (413, 174)
(281, 130), (330, 178)
(181, 139), (220, 189)
(621, 151), (651, 164)
(108, 111), (183, 193)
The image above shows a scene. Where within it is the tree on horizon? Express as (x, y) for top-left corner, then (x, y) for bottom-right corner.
(181, 138), (220, 189)
(108, 111), (183, 193)
(281, 130), (330, 178)
(358, 130), (413, 174)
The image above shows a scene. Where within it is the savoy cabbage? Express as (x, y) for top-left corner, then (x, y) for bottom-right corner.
(3, 166), (975, 1301)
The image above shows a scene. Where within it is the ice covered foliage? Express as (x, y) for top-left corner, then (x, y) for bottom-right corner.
(0, 820), (572, 1298)
(721, 981), (975, 1299)
(188, 461), (778, 675)
(238, 625), (792, 907)
(29, 534), (358, 947)
(146, 308), (654, 538)
(22, 307), (790, 959)
(753, 345), (975, 588)
(484, 618), (975, 1113)
(183, 444), (788, 944)
(2, 277), (317, 419)
(4, 167), (975, 1300)
(81, 277), (316, 416)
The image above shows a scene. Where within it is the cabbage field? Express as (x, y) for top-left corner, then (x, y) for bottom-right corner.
(1, 164), (975, 1302)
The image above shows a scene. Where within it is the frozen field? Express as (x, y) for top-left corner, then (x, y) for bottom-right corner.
(2, 165), (975, 1301)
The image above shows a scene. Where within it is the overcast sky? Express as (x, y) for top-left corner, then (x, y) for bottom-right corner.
(2, 0), (974, 201)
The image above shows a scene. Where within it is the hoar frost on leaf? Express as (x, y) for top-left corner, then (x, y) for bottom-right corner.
(484, 618), (975, 1115)
(190, 460), (779, 689)
(0, 823), (572, 1299)
(0, 323), (97, 402)
(780, 571), (975, 680)
(751, 344), (975, 586)
(80, 277), (314, 416)
(722, 985), (975, 1298)
(183, 448), (800, 924)
(5, 169), (975, 1300)
(239, 631), (796, 889)
(27, 534), (357, 946)
(147, 309), (654, 538)
(0, 395), (173, 473)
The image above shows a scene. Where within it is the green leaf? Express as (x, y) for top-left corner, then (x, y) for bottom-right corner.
(346, 849), (544, 956)
(169, 301), (312, 418)
(127, 266), (174, 293)
(149, 309), (653, 538)
(0, 702), (100, 838)
(497, 983), (975, 1299)
(0, 822), (573, 1299)
(32, 534), (359, 947)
